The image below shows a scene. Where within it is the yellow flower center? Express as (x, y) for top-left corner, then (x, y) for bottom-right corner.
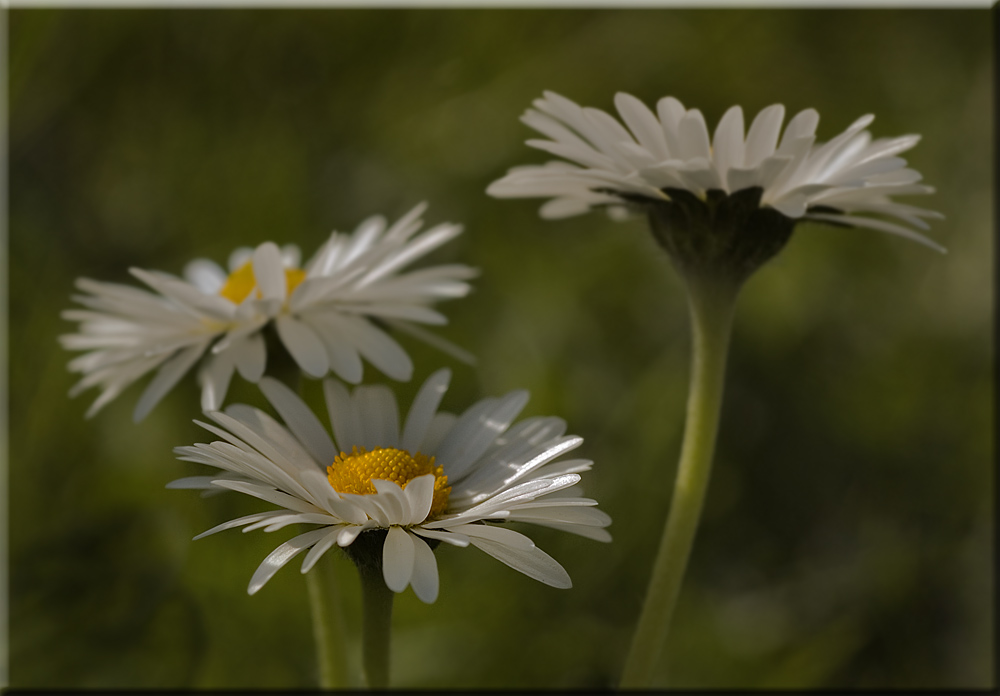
(219, 261), (306, 304)
(327, 446), (450, 519)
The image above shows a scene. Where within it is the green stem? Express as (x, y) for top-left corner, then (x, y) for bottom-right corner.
(359, 561), (394, 688)
(291, 375), (350, 689)
(305, 553), (349, 689)
(619, 274), (740, 688)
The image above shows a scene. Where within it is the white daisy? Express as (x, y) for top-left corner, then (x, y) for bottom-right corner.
(168, 368), (612, 603)
(487, 91), (943, 252)
(60, 203), (477, 421)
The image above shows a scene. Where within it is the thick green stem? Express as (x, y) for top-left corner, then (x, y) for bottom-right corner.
(359, 561), (394, 688)
(305, 553), (349, 689)
(620, 274), (739, 688)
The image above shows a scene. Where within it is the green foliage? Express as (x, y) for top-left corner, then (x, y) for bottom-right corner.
(8, 7), (992, 689)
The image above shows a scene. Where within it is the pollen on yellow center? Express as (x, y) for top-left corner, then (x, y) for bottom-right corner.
(327, 446), (451, 519)
(218, 261), (306, 304)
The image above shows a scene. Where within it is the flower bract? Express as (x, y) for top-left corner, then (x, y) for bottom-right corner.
(169, 368), (611, 603)
(61, 203), (476, 421)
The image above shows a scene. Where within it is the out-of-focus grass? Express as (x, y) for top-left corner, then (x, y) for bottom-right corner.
(8, 8), (992, 689)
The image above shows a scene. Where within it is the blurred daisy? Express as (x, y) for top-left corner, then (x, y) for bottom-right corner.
(169, 368), (611, 603)
(487, 91), (943, 253)
(60, 203), (476, 421)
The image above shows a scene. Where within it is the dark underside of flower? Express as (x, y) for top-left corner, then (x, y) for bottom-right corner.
(611, 186), (812, 287)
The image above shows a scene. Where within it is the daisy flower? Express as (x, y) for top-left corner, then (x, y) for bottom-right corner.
(60, 203), (476, 421)
(169, 368), (611, 603)
(487, 91), (943, 253)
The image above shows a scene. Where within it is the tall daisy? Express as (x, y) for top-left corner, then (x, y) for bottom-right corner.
(60, 203), (476, 421)
(487, 91), (944, 263)
(170, 368), (610, 685)
(487, 91), (941, 688)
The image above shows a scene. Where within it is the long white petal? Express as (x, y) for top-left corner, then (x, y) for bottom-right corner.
(408, 533), (439, 603)
(323, 379), (364, 453)
(234, 331), (267, 382)
(401, 368), (451, 453)
(276, 315), (329, 378)
(354, 384), (400, 450)
(259, 376), (337, 465)
(382, 526), (415, 593)
(252, 243), (286, 303)
(248, 527), (333, 595)
(467, 537), (572, 589)
(133, 340), (210, 421)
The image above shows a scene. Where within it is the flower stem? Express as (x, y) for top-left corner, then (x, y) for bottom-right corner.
(619, 274), (739, 688)
(359, 560), (395, 688)
(305, 553), (349, 688)
(291, 375), (350, 689)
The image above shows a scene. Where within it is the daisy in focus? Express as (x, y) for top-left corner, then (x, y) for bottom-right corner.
(169, 368), (611, 603)
(60, 203), (476, 421)
(487, 91), (944, 269)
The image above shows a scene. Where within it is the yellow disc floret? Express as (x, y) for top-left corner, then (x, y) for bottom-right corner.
(219, 261), (306, 304)
(327, 446), (451, 519)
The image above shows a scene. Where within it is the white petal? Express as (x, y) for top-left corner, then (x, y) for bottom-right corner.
(778, 108), (820, 150)
(743, 104), (785, 168)
(676, 109), (712, 161)
(306, 316), (365, 384)
(804, 213), (946, 252)
(234, 331), (267, 382)
(419, 412), (458, 454)
(228, 246), (254, 271)
(300, 527), (345, 573)
(183, 259), (227, 294)
(467, 537), (571, 589)
(258, 376), (337, 465)
(411, 527), (470, 547)
(338, 524), (372, 546)
(370, 479), (407, 524)
(354, 384), (400, 450)
(252, 242), (286, 303)
(540, 196), (595, 219)
(458, 523), (535, 550)
(527, 521), (613, 542)
(408, 533), (439, 603)
(281, 244), (301, 269)
(434, 390), (530, 480)
(248, 527), (333, 595)
(133, 340), (210, 421)
(400, 473), (435, 526)
(276, 315), (329, 378)
(382, 526), (415, 593)
(198, 347), (237, 413)
(401, 368), (451, 453)
(192, 511), (285, 540)
(712, 105), (745, 180)
(344, 316), (413, 381)
(381, 319), (476, 367)
(323, 379), (364, 452)
(614, 92), (670, 162)
(656, 95), (687, 156)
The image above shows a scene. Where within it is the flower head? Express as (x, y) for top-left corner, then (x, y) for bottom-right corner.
(169, 369), (611, 603)
(487, 91), (943, 277)
(61, 203), (476, 421)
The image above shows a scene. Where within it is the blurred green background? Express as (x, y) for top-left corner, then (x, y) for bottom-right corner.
(8, 7), (993, 690)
